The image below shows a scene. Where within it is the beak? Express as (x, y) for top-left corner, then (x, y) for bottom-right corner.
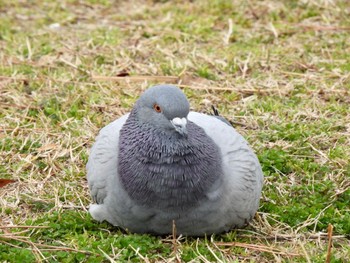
(171, 117), (187, 136)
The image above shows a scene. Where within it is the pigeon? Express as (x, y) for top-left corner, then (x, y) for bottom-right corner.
(86, 84), (263, 236)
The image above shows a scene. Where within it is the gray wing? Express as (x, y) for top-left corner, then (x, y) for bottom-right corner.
(87, 114), (156, 227)
(188, 112), (263, 225)
(86, 114), (129, 204)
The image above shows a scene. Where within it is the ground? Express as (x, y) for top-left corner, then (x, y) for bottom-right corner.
(0, 0), (349, 262)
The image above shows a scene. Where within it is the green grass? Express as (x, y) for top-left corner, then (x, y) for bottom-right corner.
(1, 0), (349, 262)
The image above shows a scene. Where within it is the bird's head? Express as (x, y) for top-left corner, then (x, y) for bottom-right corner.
(134, 85), (190, 136)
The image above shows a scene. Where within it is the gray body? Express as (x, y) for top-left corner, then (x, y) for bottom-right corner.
(87, 85), (263, 236)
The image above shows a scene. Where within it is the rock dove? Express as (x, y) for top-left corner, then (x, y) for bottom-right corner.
(87, 84), (263, 236)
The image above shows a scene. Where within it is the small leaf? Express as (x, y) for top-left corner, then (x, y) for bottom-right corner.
(116, 70), (130, 77)
(0, 179), (16, 188)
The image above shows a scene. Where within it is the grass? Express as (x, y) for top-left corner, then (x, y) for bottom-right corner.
(0, 0), (349, 261)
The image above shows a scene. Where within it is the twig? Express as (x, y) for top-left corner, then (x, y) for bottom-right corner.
(129, 245), (150, 263)
(308, 143), (330, 162)
(172, 220), (177, 251)
(215, 241), (301, 256)
(179, 84), (241, 91)
(0, 239), (22, 249)
(0, 76), (28, 82)
(298, 240), (311, 263)
(0, 225), (49, 229)
(206, 243), (224, 263)
(98, 246), (117, 263)
(0, 102), (40, 110)
(91, 75), (179, 83)
(178, 83), (288, 95)
(326, 224), (333, 263)
(0, 235), (94, 255)
(59, 58), (90, 75)
(0, 234), (30, 239)
(196, 238), (211, 263)
(239, 232), (346, 241)
(299, 24), (350, 31)
(172, 220), (181, 263)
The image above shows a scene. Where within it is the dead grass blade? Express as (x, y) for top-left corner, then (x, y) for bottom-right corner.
(223, 18), (233, 45)
(0, 225), (49, 229)
(171, 220), (181, 263)
(298, 24), (350, 31)
(0, 234), (95, 255)
(91, 75), (179, 83)
(129, 245), (150, 263)
(178, 84), (292, 95)
(326, 224), (333, 263)
(215, 241), (301, 257)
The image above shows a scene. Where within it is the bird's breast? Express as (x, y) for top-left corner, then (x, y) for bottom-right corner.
(118, 121), (223, 209)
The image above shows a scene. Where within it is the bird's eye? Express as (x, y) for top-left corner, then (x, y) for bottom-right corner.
(153, 104), (162, 113)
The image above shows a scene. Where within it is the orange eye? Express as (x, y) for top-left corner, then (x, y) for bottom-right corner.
(153, 104), (162, 113)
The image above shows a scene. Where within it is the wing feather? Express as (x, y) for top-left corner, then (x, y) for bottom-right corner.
(188, 112), (263, 225)
(86, 114), (129, 204)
